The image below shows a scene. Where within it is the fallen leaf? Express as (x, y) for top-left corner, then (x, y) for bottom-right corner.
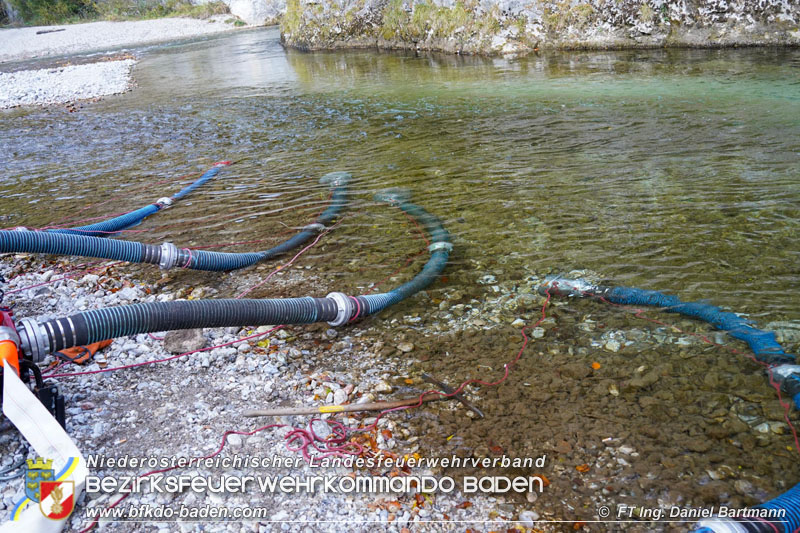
(575, 464), (590, 473)
(591, 362), (601, 370)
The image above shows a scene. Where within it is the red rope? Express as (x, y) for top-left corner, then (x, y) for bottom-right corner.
(43, 327), (283, 379)
(78, 422), (283, 533)
(589, 292), (800, 457)
(353, 289), (552, 433)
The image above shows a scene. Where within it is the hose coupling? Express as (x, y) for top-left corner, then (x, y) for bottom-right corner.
(326, 292), (354, 327)
(538, 276), (598, 298)
(17, 317), (49, 362)
(0, 326), (20, 347)
(155, 197), (174, 209)
(319, 171), (351, 188)
(159, 242), (179, 270)
(771, 364), (800, 385)
(428, 242), (453, 253)
(374, 189), (411, 206)
(303, 223), (326, 234)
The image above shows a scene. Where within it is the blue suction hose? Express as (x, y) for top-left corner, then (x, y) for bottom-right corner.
(0, 172), (350, 272)
(48, 163), (229, 237)
(15, 189), (451, 363)
(538, 277), (800, 532)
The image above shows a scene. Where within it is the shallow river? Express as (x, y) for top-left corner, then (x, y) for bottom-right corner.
(1, 27), (799, 530)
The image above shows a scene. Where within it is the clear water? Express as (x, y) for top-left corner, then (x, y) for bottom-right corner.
(1, 27), (799, 525)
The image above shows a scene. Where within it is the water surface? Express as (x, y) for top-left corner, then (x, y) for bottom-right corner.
(1, 28), (799, 528)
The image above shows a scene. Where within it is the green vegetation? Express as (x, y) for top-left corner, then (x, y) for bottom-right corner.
(380, 0), (499, 43)
(1, 0), (229, 26)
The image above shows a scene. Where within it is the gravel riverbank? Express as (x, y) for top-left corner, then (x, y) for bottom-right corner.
(0, 254), (511, 532)
(0, 17), (247, 64)
(0, 17), (250, 109)
(0, 59), (135, 109)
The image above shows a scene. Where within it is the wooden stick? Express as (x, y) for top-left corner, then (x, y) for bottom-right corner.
(243, 393), (443, 418)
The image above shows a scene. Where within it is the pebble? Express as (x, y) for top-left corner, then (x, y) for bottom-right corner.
(397, 342), (414, 353)
(375, 381), (393, 393)
(519, 510), (540, 527)
(604, 339), (621, 352)
(333, 389), (347, 405)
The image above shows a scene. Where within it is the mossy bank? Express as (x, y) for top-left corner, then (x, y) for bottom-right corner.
(281, 0), (800, 54)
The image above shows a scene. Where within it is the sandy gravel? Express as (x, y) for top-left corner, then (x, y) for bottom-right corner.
(0, 16), (245, 64)
(0, 59), (135, 108)
(0, 17), (247, 108)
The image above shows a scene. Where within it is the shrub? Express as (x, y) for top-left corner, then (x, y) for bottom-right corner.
(6, 0), (96, 24)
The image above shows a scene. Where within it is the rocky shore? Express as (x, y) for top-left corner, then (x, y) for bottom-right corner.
(281, 0), (800, 55)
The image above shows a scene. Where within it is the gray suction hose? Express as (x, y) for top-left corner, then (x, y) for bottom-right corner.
(16, 189), (451, 362)
(0, 172), (350, 272)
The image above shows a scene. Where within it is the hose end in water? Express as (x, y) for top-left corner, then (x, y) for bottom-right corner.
(538, 276), (598, 298)
(303, 223), (326, 233)
(428, 242), (453, 253)
(320, 171), (351, 188)
(155, 197), (173, 209)
(326, 292), (354, 327)
(374, 189), (411, 206)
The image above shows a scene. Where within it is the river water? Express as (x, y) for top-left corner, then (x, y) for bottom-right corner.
(1, 27), (799, 529)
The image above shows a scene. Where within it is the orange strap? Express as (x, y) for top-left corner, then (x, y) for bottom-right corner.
(54, 339), (113, 365)
(0, 339), (20, 375)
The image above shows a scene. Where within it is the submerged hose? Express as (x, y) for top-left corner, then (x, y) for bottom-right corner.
(695, 482), (800, 532)
(538, 277), (800, 407)
(48, 163), (230, 237)
(538, 276), (800, 532)
(15, 189), (450, 361)
(347, 190), (452, 319)
(0, 172), (350, 272)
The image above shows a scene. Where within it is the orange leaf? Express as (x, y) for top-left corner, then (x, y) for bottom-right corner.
(455, 501), (472, 509)
(591, 362), (601, 370)
(381, 429), (393, 440)
(573, 522), (586, 530)
(489, 445), (504, 455)
(575, 464), (590, 473)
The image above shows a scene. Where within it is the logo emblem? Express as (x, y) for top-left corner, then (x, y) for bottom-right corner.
(24, 458), (54, 503)
(39, 480), (75, 520)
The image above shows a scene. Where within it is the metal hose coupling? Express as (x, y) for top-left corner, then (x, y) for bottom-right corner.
(320, 171), (351, 188)
(159, 242), (179, 270)
(326, 292), (354, 327)
(155, 197), (174, 209)
(538, 276), (604, 298)
(17, 317), (50, 362)
(374, 189), (412, 206)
